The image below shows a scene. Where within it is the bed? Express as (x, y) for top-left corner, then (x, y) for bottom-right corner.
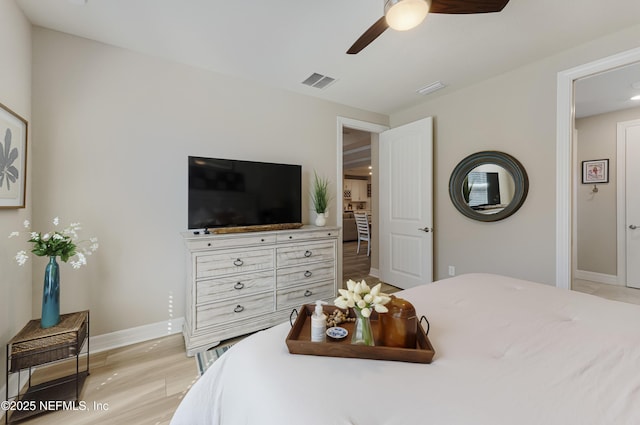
(171, 273), (640, 425)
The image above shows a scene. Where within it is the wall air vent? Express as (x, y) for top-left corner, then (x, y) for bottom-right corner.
(302, 73), (336, 89)
(416, 81), (446, 96)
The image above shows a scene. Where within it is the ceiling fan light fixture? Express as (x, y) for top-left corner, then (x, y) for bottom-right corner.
(384, 0), (431, 31)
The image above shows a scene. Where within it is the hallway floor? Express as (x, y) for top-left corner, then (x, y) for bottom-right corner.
(573, 278), (640, 306)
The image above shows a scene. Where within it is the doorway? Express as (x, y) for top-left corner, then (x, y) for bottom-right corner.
(337, 117), (388, 289)
(342, 126), (374, 284)
(557, 47), (640, 305)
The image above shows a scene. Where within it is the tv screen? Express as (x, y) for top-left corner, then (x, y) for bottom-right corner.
(188, 156), (302, 229)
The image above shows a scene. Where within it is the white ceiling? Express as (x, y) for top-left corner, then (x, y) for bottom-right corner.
(575, 61), (640, 119)
(15, 0), (640, 116)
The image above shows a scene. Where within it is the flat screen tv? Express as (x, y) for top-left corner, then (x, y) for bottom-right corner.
(188, 156), (302, 230)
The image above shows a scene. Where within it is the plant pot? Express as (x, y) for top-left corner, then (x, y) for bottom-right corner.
(314, 212), (327, 227)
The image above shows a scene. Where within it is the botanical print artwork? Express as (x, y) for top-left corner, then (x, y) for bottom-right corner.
(0, 102), (27, 208)
(0, 127), (20, 196)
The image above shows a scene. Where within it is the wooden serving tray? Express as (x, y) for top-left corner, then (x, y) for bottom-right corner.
(285, 304), (435, 363)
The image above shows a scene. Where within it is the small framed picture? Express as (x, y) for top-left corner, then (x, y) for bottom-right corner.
(0, 101), (28, 209)
(582, 159), (609, 184)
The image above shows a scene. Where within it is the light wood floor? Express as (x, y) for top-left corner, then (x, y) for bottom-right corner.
(573, 278), (640, 305)
(6, 333), (196, 425)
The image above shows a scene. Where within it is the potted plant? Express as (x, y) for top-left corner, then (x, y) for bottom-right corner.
(311, 171), (331, 226)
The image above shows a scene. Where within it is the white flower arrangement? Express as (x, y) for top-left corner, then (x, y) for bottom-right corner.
(8, 217), (99, 269)
(334, 279), (392, 318)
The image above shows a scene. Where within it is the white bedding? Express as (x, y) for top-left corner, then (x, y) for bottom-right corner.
(171, 273), (640, 425)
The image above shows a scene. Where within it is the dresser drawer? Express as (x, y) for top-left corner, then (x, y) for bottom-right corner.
(276, 262), (335, 288)
(196, 293), (274, 330)
(276, 241), (335, 267)
(185, 234), (276, 252)
(196, 247), (274, 279)
(276, 280), (335, 310)
(276, 228), (339, 243)
(196, 271), (275, 304)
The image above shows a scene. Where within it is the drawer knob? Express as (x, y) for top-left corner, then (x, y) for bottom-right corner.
(233, 258), (244, 266)
(234, 305), (245, 313)
(304, 270), (312, 278)
(234, 282), (245, 290)
(207, 243), (212, 247)
(304, 290), (313, 297)
(304, 250), (312, 258)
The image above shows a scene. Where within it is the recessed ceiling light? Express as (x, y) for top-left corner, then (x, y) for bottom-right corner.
(631, 95), (640, 101)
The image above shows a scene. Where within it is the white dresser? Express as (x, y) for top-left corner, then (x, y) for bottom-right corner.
(182, 226), (339, 355)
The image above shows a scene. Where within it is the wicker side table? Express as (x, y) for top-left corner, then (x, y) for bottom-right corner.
(5, 310), (89, 424)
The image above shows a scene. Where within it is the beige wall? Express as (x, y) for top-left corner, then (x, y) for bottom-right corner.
(390, 24), (640, 285)
(0, 0), (32, 394)
(15, 13), (640, 341)
(575, 106), (640, 275)
(31, 28), (388, 336)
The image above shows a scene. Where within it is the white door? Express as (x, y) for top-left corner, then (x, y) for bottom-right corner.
(379, 117), (433, 289)
(623, 120), (640, 289)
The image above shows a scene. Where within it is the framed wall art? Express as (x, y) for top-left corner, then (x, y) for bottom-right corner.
(581, 159), (609, 184)
(0, 101), (28, 208)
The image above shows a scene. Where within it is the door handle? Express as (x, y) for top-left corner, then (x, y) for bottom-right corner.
(418, 227), (433, 233)
(630, 224), (638, 230)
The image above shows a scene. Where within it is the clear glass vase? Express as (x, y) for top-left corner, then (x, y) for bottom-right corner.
(41, 256), (61, 329)
(351, 308), (375, 346)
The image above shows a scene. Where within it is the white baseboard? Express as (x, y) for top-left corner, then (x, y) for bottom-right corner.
(369, 268), (380, 278)
(90, 317), (184, 353)
(574, 270), (621, 286)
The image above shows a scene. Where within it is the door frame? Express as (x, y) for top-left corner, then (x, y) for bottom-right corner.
(337, 117), (389, 282)
(556, 46), (640, 290)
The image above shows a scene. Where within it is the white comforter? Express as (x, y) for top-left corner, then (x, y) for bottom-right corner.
(171, 273), (640, 425)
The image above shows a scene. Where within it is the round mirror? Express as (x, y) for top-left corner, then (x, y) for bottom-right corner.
(449, 151), (528, 222)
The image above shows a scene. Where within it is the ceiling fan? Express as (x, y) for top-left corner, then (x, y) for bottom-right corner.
(347, 0), (510, 54)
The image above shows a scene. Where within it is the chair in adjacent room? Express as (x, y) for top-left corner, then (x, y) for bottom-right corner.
(354, 212), (371, 256)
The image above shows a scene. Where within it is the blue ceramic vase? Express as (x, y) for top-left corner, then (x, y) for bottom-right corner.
(41, 256), (61, 328)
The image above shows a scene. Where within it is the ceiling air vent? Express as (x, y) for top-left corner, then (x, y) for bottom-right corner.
(302, 73), (336, 89)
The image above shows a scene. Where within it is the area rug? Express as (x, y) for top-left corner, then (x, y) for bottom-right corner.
(196, 342), (234, 376)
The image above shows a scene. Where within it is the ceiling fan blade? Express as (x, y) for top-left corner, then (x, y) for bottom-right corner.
(347, 16), (389, 55)
(430, 0), (509, 14)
